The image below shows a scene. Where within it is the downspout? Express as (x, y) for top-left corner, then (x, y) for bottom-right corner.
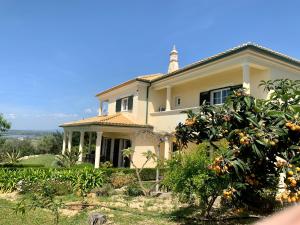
(145, 84), (150, 124)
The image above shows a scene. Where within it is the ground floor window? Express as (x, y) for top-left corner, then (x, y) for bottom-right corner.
(211, 88), (230, 105)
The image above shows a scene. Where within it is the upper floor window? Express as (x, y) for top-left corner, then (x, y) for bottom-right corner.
(211, 88), (230, 105)
(121, 97), (129, 111)
(175, 96), (181, 107)
(116, 96), (133, 112)
(101, 100), (109, 116)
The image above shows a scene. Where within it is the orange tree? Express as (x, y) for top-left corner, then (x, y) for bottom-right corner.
(175, 79), (300, 212)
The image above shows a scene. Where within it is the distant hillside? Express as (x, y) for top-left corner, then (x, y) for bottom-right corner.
(2, 129), (60, 139)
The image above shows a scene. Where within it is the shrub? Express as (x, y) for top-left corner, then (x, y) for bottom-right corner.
(163, 143), (230, 215)
(91, 184), (115, 197)
(56, 147), (80, 168)
(175, 79), (300, 214)
(125, 182), (144, 197)
(0, 167), (104, 193)
(110, 172), (135, 189)
(101, 168), (165, 181)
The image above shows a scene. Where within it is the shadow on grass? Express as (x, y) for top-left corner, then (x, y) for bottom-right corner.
(168, 206), (259, 225)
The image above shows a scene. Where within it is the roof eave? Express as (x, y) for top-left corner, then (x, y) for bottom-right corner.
(151, 44), (300, 83)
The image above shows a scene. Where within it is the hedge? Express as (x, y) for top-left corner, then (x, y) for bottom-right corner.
(100, 168), (166, 181)
(0, 163), (45, 168)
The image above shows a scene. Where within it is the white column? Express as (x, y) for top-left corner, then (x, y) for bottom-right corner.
(166, 86), (172, 111)
(95, 131), (103, 168)
(62, 131), (67, 154)
(78, 131), (85, 162)
(67, 131), (73, 152)
(164, 137), (171, 160)
(243, 63), (250, 94)
(110, 138), (115, 162)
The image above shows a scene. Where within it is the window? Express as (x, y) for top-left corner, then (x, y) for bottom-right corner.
(121, 97), (129, 111)
(116, 96), (133, 112)
(101, 100), (109, 116)
(175, 97), (181, 107)
(211, 88), (230, 105)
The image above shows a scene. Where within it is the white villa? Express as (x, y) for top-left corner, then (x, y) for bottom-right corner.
(61, 43), (300, 168)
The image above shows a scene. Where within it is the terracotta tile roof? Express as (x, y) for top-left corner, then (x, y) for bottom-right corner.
(60, 113), (153, 128)
(137, 73), (163, 81)
(96, 73), (163, 96)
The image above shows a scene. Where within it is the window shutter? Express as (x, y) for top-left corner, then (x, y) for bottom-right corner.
(128, 95), (133, 110)
(200, 91), (210, 105)
(116, 99), (121, 112)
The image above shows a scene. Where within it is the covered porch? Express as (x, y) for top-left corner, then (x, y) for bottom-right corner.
(60, 114), (153, 168)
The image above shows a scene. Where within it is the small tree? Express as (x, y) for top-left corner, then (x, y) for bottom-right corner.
(123, 130), (173, 195)
(175, 79), (300, 213)
(0, 114), (10, 134)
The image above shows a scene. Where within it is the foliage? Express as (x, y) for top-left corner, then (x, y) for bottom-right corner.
(175, 79), (300, 213)
(0, 138), (35, 161)
(0, 114), (10, 134)
(91, 184), (115, 197)
(36, 131), (63, 155)
(73, 168), (104, 203)
(0, 167), (104, 193)
(163, 143), (230, 216)
(110, 172), (136, 189)
(101, 167), (165, 181)
(16, 181), (65, 225)
(5, 150), (21, 163)
(56, 147), (80, 168)
(125, 182), (144, 197)
(123, 147), (157, 196)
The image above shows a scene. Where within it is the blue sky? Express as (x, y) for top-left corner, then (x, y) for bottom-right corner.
(0, 0), (300, 130)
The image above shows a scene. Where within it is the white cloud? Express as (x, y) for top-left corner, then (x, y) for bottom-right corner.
(6, 113), (17, 119)
(84, 108), (93, 114)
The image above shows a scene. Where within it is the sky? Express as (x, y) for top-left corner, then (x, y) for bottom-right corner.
(0, 0), (300, 130)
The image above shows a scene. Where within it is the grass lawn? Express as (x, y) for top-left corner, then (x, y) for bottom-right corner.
(19, 154), (57, 167)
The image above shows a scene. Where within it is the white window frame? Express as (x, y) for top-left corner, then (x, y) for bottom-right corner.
(175, 96), (181, 107)
(211, 88), (230, 105)
(121, 97), (129, 112)
(101, 100), (109, 116)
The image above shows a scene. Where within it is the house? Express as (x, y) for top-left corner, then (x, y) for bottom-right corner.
(60, 43), (300, 168)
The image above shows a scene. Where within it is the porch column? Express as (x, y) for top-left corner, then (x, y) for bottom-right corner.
(166, 86), (172, 111)
(78, 131), (85, 162)
(67, 131), (73, 152)
(110, 138), (115, 162)
(242, 63), (250, 94)
(164, 137), (171, 160)
(95, 131), (103, 168)
(62, 131), (67, 154)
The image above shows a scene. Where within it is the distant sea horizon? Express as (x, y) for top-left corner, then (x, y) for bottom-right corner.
(2, 129), (61, 139)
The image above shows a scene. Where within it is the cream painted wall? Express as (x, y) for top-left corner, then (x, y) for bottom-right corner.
(98, 82), (149, 124)
(249, 68), (270, 99)
(170, 68), (243, 110)
(148, 88), (166, 114)
(132, 134), (157, 168)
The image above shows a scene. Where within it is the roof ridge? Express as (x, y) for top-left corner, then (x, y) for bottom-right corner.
(151, 42), (300, 82)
